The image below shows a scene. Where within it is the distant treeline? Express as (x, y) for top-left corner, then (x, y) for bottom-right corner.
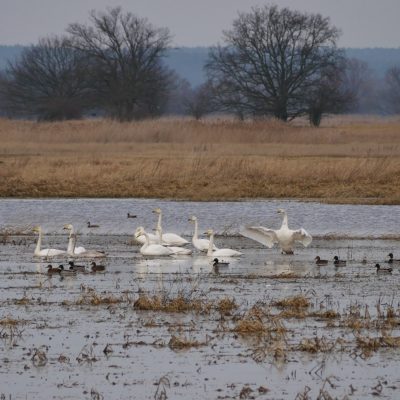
(0, 6), (399, 124)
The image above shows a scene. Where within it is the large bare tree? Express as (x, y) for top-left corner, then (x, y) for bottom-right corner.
(385, 67), (400, 114)
(0, 36), (91, 120)
(206, 5), (341, 122)
(67, 7), (172, 121)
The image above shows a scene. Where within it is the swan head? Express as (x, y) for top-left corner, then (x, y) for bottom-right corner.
(63, 224), (73, 231)
(32, 226), (41, 233)
(188, 216), (197, 223)
(135, 226), (145, 237)
(277, 208), (286, 215)
(152, 208), (162, 215)
(204, 229), (214, 236)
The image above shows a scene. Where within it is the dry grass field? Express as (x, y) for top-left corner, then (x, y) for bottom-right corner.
(0, 115), (399, 203)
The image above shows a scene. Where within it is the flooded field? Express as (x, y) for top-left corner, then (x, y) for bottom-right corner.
(0, 199), (400, 399)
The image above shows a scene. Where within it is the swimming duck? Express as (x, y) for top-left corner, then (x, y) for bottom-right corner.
(87, 222), (99, 228)
(387, 253), (400, 264)
(127, 213), (137, 218)
(314, 256), (328, 266)
(333, 256), (346, 266)
(91, 261), (106, 272)
(376, 263), (392, 273)
(241, 209), (312, 254)
(213, 258), (230, 267)
(46, 265), (61, 274)
(68, 261), (85, 272)
(59, 265), (77, 276)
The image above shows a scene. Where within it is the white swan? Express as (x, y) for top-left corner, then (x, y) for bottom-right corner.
(68, 233), (106, 258)
(156, 227), (192, 255)
(241, 208), (312, 254)
(134, 226), (159, 245)
(188, 216), (218, 252)
(32, 226), (65, 257)
(63, 224), (86, 254)
(153, 208), (189, 246)
(205, 229), (243, 257)
(137, 227), (174, 257)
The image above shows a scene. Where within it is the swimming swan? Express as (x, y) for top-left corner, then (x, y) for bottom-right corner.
(137, 227), (174, 257)
(68, 233), (106, 258)
(188, 216), (218, 252)
(156, 227), (192, 255)
(205, 229), (243, 257)
(134, 226), (160, 245)
(63, 224), (86, 254)
(240, 209), (312, 254)
(153, 208), (189, 246)
(32, 226), (65, 257)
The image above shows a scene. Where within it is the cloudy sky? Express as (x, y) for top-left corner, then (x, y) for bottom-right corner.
(1, 0), (399, 48)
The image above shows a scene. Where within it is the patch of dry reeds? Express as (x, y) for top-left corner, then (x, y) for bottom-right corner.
(1, 117), (400, 202)
(168, 335), (206, 350)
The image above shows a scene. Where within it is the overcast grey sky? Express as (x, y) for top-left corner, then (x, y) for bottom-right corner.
(1, 0), (399, 48)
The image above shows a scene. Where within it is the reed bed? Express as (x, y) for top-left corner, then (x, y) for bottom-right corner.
(1, 116), (400, 203)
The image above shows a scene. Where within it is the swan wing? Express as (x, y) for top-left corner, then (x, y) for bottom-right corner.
(162, 233), (189, 246)
(78, 250), (106, 258)
(74, 246), (87, 254)
(193, 238), (218, 252)
(37, 248), (65, 257)
(240, 226), (278, 248)
(213, 248), (242, 257)
(292, 228), (312, 247)
(168, 246), (192, 255)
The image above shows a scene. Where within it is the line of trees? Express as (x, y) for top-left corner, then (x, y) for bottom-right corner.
(0, 5), (399, 124)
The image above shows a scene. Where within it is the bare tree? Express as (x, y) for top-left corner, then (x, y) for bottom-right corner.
(384, 67), (400, 114)
(67, 7), (173, 121)
(183, 82), (214, 120)
(206, 5), (341, 122)
(0, 36), (91, 120)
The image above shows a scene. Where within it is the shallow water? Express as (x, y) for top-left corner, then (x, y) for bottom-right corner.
(1, 198), (399, 237)
(0, 200), (400, 399)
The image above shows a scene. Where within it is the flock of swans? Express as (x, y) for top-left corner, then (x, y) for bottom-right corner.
(32, 207), (313, 259)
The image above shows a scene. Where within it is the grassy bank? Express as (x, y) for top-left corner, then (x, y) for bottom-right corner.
(1, 116), (399, 203)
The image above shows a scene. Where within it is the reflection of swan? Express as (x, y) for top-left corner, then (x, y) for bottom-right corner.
(33, 226), (65, 257)
(205, 229), (242, 257)
(241, 209), (312, 254)
(153, 208), (189, 246)
(134, 226), (159, 245)
(189, 216), (217, 252)
(63, 224), (86, 254)
(68, 234), (106, 258)
(156, 227), (192, 255)
(137, 227), (173, 256)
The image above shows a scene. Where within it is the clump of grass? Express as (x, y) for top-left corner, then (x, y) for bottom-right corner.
(273, 295), (311, 319)
(0, 317), (25, 339)
(309, 310), (340, 319)
(297, 336), (338, 353)
(76, 344), (98, 364)
(168, 335), (205, 350)
(76, 291), (123, 306)
(216, 297), (238, 316)
(31, 346), (48, 367)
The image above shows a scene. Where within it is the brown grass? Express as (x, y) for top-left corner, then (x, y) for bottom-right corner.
(1, 116), (400, 202)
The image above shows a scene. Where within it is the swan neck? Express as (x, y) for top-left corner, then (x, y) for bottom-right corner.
(35, 230), (42, 254)
(141, 231), (150, 249)
(193, 220), (198, 240)
(281, 212), (288, 228)
(156, 226), (163, 243)
(156, 212), (162, 230)
(67, 235), (74, 254)
(207, 232), (214, 256)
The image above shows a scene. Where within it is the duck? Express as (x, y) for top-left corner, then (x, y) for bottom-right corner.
(314, 256), (328, 266)
(46, 265), (61, 274)
(387, 253), (400, 264)
(376, 263), (392, 273)
(240, 209), (312, 254)
(32, 226), (66, 257)
(152, 208), (189, 246)
(59, 265), (77, 276)
(127, 213), (137, 218)
(63, 224), (86, 254)
(333, 256), (346, 266)
(213, 258), (230, 267)
(91, 261), (106, 272)
(188, 216), (218, 252)
(155, 227), (192, 255)
(67, 233), (106, 258)
(87, 222), (99, 228)
(137, 227), (174, 257)
(205, 229), (242, 257)
(68, 261), (85, 272)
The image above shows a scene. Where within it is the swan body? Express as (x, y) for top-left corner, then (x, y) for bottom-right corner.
(205, 229), (242, 257)
(33, 226), (65, 257)
(68, 234), (106, 258)
(63, 224), (86, 254)
(189, 216), (217, 252)
(137, 227), (174, 257)
(155, 227), (192, 255)
(134, 226), (160, 245)
(240, 209), (312, 254)
(153, 208), (189, 246)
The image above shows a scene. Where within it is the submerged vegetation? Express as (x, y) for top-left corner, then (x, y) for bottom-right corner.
(1, 116), (400, 203)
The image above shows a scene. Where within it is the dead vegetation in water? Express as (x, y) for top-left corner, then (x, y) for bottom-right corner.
(1, 117), (400, 203)
(75, 288), (124, 306)
(168, 335), (207, 351)
(0, 316), (25, 339)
